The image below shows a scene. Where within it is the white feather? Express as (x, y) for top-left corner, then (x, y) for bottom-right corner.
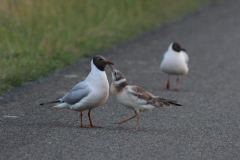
(114, 79), (126, 84)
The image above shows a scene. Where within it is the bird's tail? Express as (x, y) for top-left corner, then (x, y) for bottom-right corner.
(53, 103), (69, 109)
(155, 97), (182, 107)
(39, 100), (61, 105)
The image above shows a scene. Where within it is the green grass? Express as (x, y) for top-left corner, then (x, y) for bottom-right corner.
(0, 0), (216, 95)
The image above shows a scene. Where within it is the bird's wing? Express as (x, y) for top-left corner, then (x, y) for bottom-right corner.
(69, 80), (88, 92)
(155, 96), (182, 107)
(127, 86), (157, 105)
(182, 51), (189, 63)
(127, 86), (182, 107)
(61, 81), (90, 104)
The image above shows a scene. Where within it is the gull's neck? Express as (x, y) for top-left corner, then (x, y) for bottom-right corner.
(168, 43), (174, 51)
(86, 60), (107, 82)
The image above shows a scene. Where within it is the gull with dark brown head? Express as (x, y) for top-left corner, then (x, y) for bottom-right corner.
(160, 42), (189, 91)
(109, 66), (181, 131)
(40, 55), (114, 128)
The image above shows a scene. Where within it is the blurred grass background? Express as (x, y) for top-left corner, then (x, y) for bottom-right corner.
(0, 0), (215, 95)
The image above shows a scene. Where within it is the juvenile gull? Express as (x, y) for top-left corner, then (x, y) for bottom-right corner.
(40, 55), (114, 128)
(109, 66), (181, 131)
(160, 42), (189, 91)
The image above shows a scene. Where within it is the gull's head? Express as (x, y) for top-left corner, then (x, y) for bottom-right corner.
(170, 42), (186, 52)
(109, 66), (126, 83)
(93, 55), (114, 71)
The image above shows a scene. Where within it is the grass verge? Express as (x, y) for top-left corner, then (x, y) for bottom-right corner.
(0, 0), (216, 95)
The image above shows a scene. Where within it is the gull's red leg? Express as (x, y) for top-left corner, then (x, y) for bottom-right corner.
(133, 112), (140, 131)
(174, 76), (179, 91)
(88, 110), (101, 128)
(166, 75), (170, 89)
(80, 111), (88, 128)
(115, 111), (137, 125)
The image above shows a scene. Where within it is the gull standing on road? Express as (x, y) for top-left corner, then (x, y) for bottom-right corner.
(40, 55), (114, 128)
(109, 66), (181, 131)
(160, 42), (189, 91)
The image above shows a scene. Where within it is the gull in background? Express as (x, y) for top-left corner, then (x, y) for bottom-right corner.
(160, 42), (189, 91)
(40, 55), (114, 128)
(109, 66), (181, 131)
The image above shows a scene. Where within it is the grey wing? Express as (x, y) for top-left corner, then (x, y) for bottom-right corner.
(61, 81), (90, 104)
(69, 80), (88, 92)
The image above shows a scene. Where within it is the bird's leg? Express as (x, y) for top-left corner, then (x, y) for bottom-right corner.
(80, 111), (88, 128)
(166, 75), (170, 89)
(133, 112), (141, 131)
(115, 111), (137, 125)
(88, 110), (101, 128)
(174, 76), (179, 91)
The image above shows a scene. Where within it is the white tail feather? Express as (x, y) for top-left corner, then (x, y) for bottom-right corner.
(53, 103), (69, 109)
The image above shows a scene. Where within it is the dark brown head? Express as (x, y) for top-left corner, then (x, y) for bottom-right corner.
(93, 55), (114, 71)
(172, 42), (186, 52)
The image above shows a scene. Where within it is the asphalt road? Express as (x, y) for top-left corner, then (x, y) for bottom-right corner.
(1, 0), (240, 159)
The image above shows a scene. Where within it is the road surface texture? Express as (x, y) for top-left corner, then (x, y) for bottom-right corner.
(1, 0), (240, 159)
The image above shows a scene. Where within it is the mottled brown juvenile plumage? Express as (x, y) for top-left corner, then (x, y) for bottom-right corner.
(110, 67), (181, 131)
(130, 86), (171, 107)
(115, 81), (131, 93)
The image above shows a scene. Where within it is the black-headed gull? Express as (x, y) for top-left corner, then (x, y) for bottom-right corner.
(109, 66), (181, 131)
(160, 42), (189, 91)
(40, 55), (114, 128)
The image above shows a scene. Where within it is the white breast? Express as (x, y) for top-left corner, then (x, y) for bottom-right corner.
(70, 61), (109, 111)
(160, 51), (189, 75)
(116, 89), (139, 109)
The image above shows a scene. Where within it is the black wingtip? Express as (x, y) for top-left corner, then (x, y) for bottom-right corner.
(168, 101), (182, 106)
(39, 100), (61, 106)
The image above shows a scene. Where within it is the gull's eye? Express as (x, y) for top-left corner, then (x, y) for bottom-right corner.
(114, 72), (117, 76)
(98, 58), (102, 61)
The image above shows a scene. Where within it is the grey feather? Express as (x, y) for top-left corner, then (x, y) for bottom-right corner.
(60, 81), (90, 104)
(69, 81), (89, 92)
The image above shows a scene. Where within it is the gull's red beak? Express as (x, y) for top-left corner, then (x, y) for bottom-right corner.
(104, 61), (114, 65)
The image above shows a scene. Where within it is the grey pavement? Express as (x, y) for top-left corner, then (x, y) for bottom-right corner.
(1, 0), (240, 159)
